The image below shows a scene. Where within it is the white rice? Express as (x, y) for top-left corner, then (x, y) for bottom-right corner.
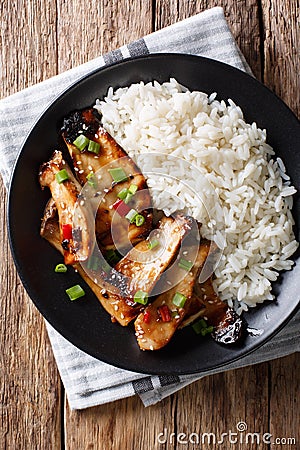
(94, 78), (298, 311)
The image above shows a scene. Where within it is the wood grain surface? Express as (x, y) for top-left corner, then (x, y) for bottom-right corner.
(0, 1), (299, 449)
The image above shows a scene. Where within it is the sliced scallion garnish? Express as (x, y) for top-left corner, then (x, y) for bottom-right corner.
(133, 290), (148, 305)
(55, 169), (69, 184)
(87, 172), (97, 188)
(147, 238), (159, 250)
(86, 254), (100, 271)
(200, 326), (214, 336)
(172, 292), (187, 308)
(124, 192), (133, 204)
(128, 184), (138, 194)
(65, 284), (85, 301)
(117, 188), (128, 200)
(54, 263), (67, 273)
(109, 167), (128, 183)
(135, 214), (145, 227)
(192, 318), (208, 335)
(88, 140), (100, 154)
(178, 258), (193, 271)
(125, 209), (138, 223)
(73, 134), (89, 151)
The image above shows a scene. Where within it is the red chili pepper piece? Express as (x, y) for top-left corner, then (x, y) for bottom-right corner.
(62, 224), (72, 240)
(112, 199), (131, 217)
(158, 305), (171, 322)
(143, 310), (151, 324)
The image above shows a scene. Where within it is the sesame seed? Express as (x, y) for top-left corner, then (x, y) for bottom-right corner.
(141, 339), (146, 343)
(150, 345), (154, 351)
(77, 161), (82, 165)
(79, 170), (84, 174)
(208, 300), (214, 304)
(88, 165), (93, 171)
(114, 305), (119, 311)
(183, 250), (188, 255)
(120, 313), (125, 319)
(166, 280), (172, 286)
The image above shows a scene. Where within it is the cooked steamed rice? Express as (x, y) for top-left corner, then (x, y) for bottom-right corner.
(94, 79), (298, 312)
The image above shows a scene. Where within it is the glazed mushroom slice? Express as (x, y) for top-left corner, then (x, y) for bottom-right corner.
(181, 277), (244, 344)
(61, 108), (152, 249)
(104, 213), (195, 326)
(134, 240), (214, 350)
(39, 150), (93, 265)
(40, 199), (142, 323)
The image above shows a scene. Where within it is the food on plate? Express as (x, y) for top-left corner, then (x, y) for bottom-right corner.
(96, 78), (298, 313)
(39, 78), (298, 351)
(61, 108), (152, 251)
(39, 150), (93, 265)
(135, 239), (214, 350)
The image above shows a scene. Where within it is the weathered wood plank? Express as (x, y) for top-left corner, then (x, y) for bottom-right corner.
(0, 1), (62, 449)
(155, 0), (262, 79)
(65, 395), (176, 450)
(262, 0), (300, 117)
(0, 0), (58, 97)
(262, 1), (300, 446)
(0, 175), (62, 450)
(269, 354), (300, 446)
(163, 364), (269, 450)
(56, 0), (153, 73)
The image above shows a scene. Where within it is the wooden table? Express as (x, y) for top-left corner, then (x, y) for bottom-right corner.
(1, 1), (299, 449)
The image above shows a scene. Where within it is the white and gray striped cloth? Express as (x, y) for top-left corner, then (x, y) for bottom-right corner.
(0, 7), (299, 409)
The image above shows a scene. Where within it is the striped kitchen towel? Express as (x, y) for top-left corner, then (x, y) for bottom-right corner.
(0, 7), (299, 409)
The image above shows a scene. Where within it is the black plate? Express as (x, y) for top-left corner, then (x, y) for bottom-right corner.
(8, 54), (300, 374)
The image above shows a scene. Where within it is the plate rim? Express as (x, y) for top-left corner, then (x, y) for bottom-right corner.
(7, 53), (300, 375)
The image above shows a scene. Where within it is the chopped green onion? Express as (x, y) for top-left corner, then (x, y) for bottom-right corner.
(73, 134), (89, 151)
(135, 214), (145, 227)
(147, 238), (160, 250)
(192, 318), (208, 335)
(88, 140), (100, 154)
(109, 167), (128, 183)
(125, 209), (138, 223)
(128, 184), (138, 194)
(105, 249), (121, 265)
(117, 188), (128, 200)
(178, 258), (193, 271)
(117, 184), (138, 203)
(65, 284), (85, 301)
(54, 263), (67, 273)
(55, 169), (69, 184)
(133, 290), (148, 305)
(200, 326), (214, 336)
(87, 172), (97, 188)
(86, 254), (100, 271)
(124, 192), (133, 204)
(100, 259), (111, 273)
(172, 292), (187, 308)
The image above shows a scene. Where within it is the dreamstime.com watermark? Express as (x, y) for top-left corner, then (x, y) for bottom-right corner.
(156, 421), (296, 446)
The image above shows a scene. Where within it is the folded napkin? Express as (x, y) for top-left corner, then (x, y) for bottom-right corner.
(1, 7), (299, 410)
